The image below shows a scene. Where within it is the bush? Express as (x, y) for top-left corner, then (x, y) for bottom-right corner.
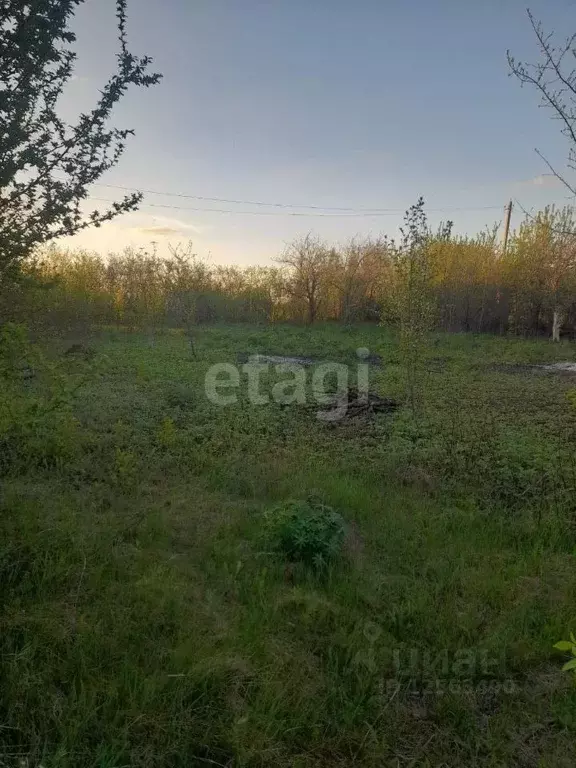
(0, 392), (81, 475)
(0, 322), (35, 379)
(263, 497), (346, 568)
(0, 323), (81, 474)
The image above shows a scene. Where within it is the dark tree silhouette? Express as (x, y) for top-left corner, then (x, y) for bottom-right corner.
(0, 0), (161, 278)
(508, 10), (576, 196)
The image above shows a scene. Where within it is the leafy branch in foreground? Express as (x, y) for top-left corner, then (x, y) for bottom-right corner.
(554, 633), (576, 679)
(0, 0), (161, 279)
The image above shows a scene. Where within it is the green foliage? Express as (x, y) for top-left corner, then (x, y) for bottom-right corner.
(2, 325), (576, 766)
(0, 321), (33, 377)
(263, 497), (346, 568)
(554, 633), (576, 677)
(0, 323), (82, 474)
(392, 197), (438, 410)
(434, 424), (568, 513)
(0, 0), (161, 275)
(157, 416), (177, 448)
(0, 397), (80, 474)
(9, 196), (576, 339)
(502, 206), (576, 335)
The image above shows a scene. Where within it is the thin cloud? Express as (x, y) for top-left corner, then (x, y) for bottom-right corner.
(69, 74), (91, 84)
(139, 226), (186, 237)
(519, 174), (563, 188)
(134, 215), (205, 238)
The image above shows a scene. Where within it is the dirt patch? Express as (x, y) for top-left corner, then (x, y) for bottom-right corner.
(238, 352), (383, 367)
(315, 386), (400, 424)
(539, 362), (576, 374)
(245, 353), (316, 366)
(485, 363), (539, 375)
(359, 352), (383, 366)
(64, 343), (95, 359)
(485, 362), (576, 376)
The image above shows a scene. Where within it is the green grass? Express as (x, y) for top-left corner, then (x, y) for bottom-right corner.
(3, 323), (576, 766)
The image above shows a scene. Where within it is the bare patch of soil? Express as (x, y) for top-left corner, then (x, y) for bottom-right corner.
(316, 386), (400, 423)
(485, 362), (576, 376)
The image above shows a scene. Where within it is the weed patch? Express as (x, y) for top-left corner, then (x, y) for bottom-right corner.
(3, 324), (576, 766)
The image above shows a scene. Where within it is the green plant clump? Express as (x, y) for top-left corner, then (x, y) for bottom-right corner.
(263, 497), (346, 568)
(554, 633), (576, 679)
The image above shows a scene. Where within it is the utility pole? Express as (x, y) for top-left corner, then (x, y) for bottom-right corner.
(502, 200), (513, 254)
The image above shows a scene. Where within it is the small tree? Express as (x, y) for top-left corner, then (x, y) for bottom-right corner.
(278, 233), (329, 324)
(329, 236), (391, 324)
(392, 198), (436, 412)
(0, 0), (161, 281)
(503, 206), (576, 339)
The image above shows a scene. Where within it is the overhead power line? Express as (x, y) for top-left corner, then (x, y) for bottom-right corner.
(88, 196), (400, 217)
(88, 195), (509, 218)
(92, 182), (376, 211)
(89, 182), (505, 214)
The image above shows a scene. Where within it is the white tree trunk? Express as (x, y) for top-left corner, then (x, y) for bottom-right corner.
(552, 308), (564, 342)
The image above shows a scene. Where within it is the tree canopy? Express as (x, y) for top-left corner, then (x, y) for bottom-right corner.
(0, 0), (161, 278)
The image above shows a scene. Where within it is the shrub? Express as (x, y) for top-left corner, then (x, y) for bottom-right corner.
(0, 393), (80, 474)
(263, 497), (346, 569)
(0, 323), (81, 474)
(0, 322), (35, 379)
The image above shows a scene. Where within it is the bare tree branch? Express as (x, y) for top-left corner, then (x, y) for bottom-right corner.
(508, 9), (576, 197)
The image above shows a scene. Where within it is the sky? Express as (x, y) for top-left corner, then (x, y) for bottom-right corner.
(60, 0), (576, 265)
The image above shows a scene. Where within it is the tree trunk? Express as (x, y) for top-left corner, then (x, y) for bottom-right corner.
(307, 300), (316, 325)
(552, 307), (564, 342)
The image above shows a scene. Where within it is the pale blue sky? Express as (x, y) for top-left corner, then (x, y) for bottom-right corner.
(62, 0), (576, 264)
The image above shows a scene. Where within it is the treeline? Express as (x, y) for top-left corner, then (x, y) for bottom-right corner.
(4, 205), (576, 337)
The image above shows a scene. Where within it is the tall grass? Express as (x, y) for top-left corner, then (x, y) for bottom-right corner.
(2, 323), (576, 765)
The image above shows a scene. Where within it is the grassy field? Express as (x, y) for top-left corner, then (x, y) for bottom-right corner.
(3, 323), (576, 767)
